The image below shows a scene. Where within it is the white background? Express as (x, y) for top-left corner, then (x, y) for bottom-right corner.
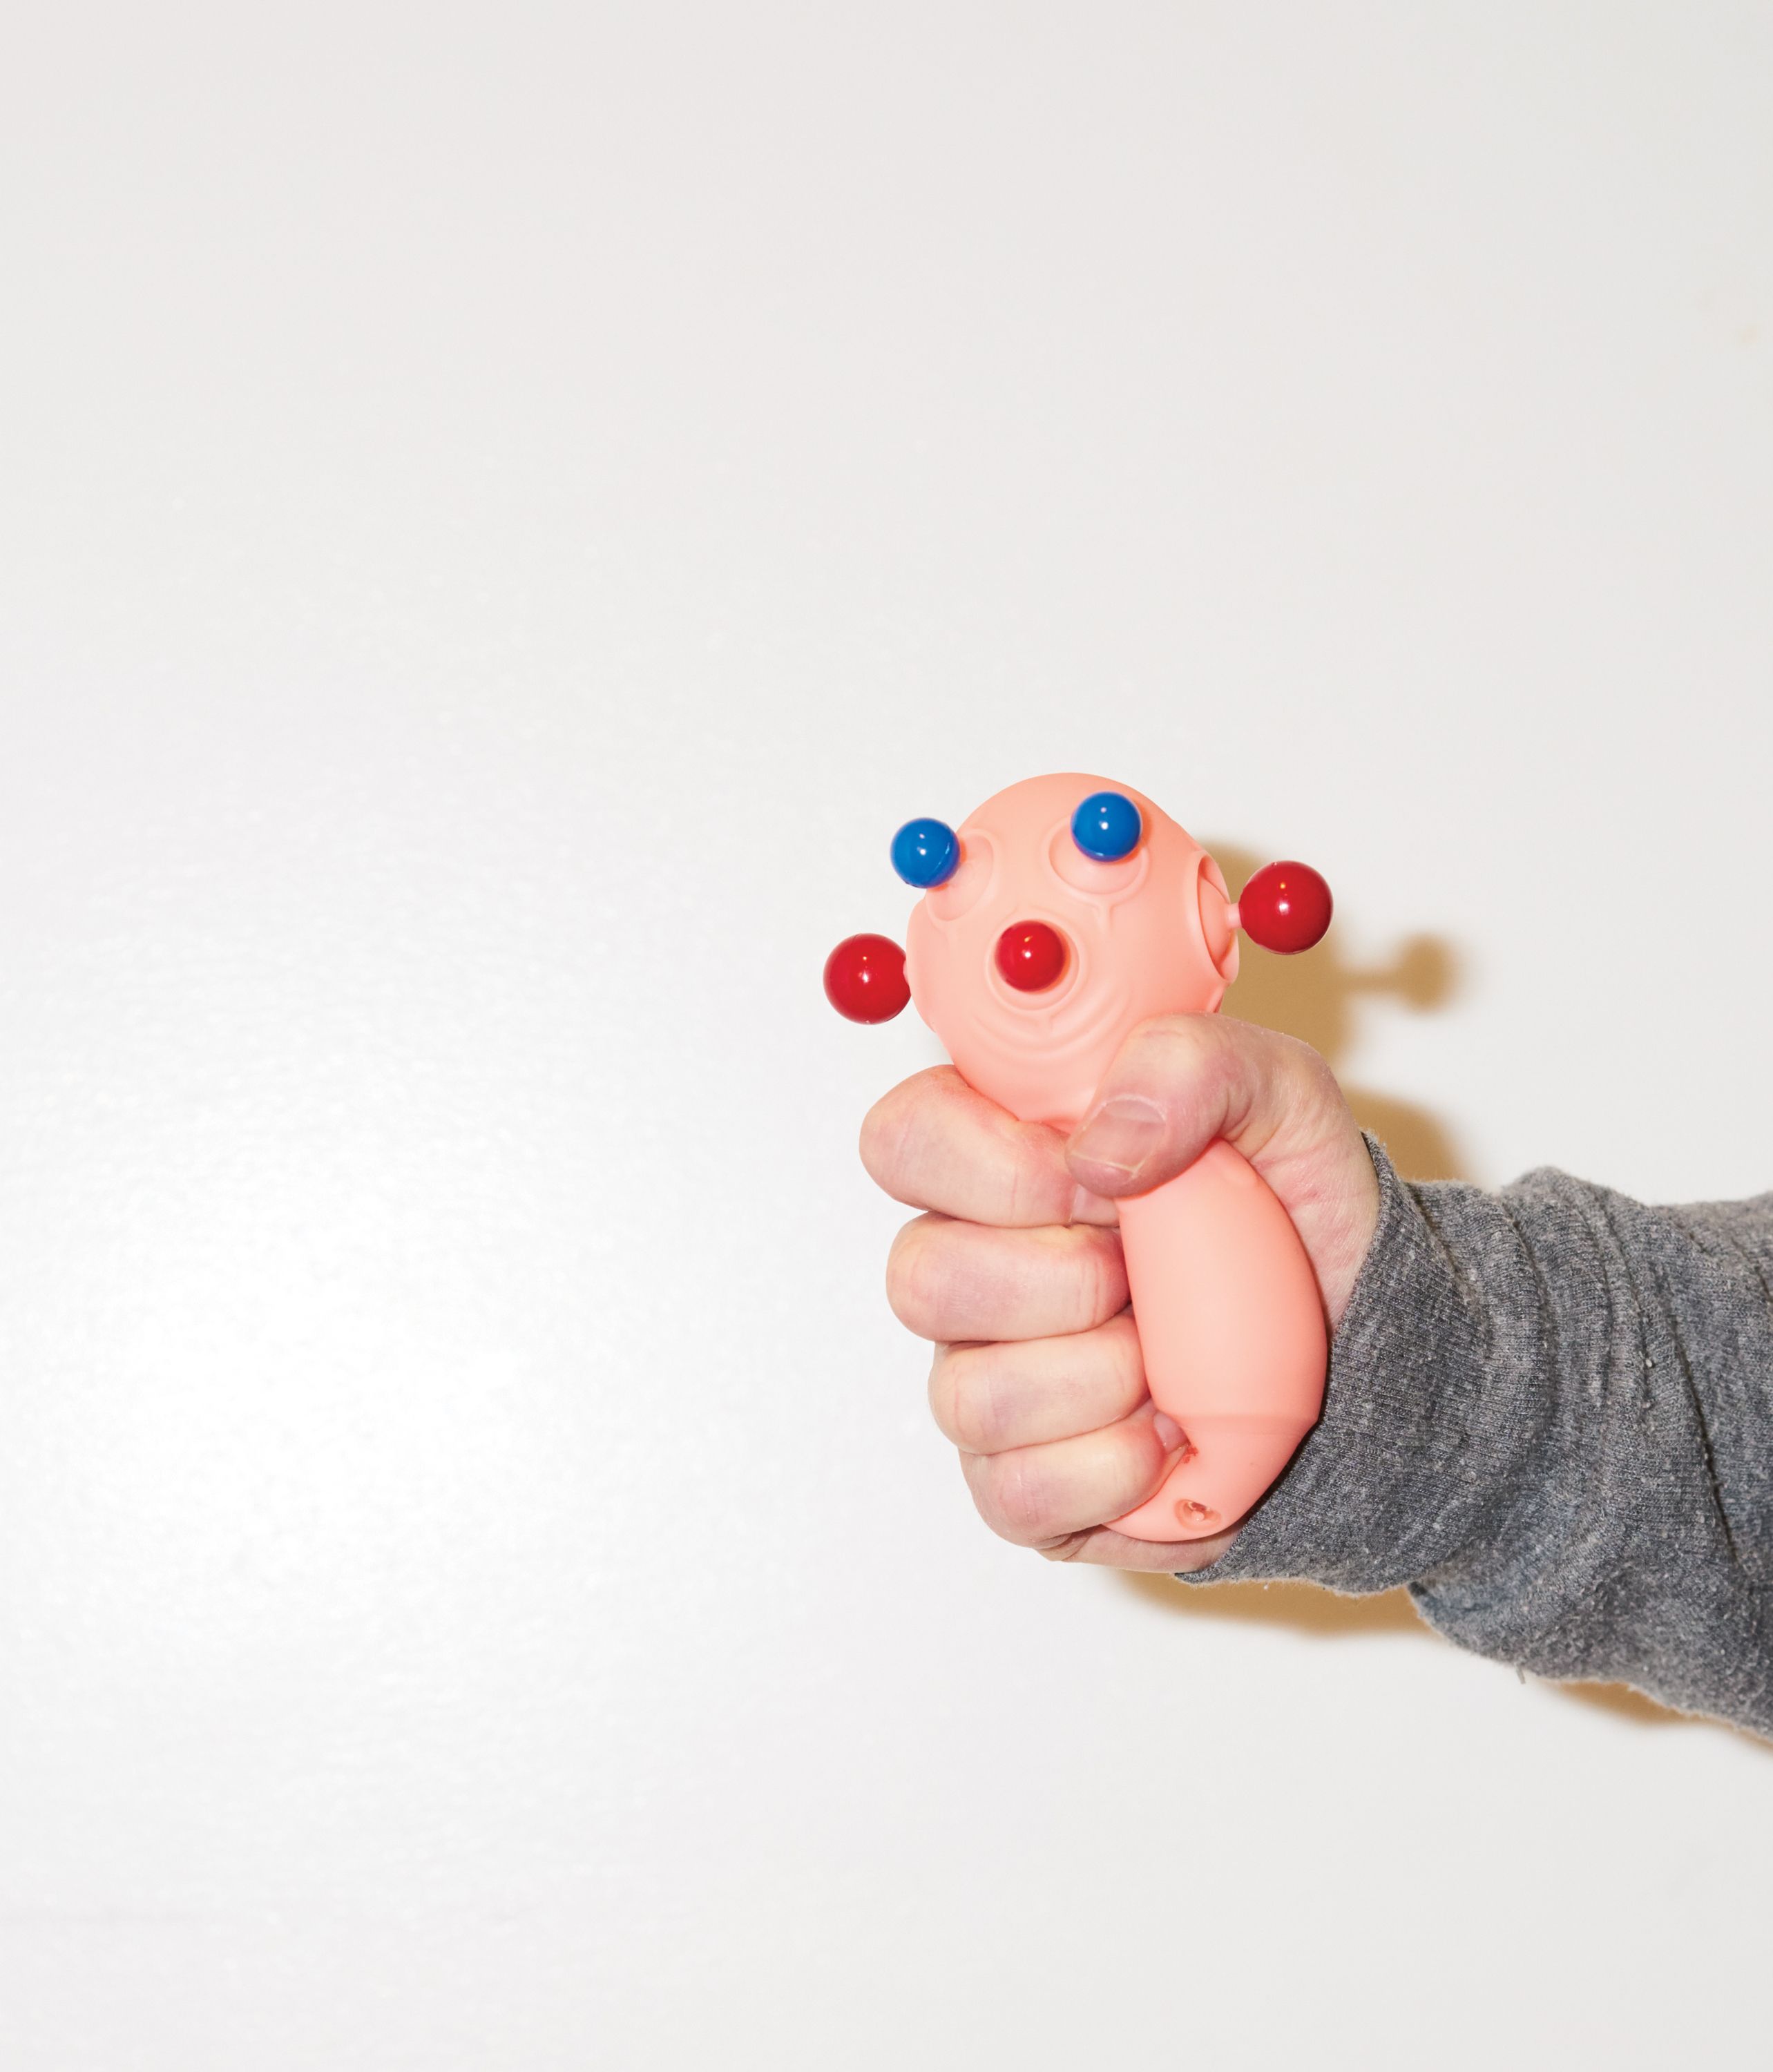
(2, 5), (1771, 2067)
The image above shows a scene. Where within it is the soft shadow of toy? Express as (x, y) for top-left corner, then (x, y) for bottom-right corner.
(1119, 1570), (1421, 1639)
(1207, 841), (1464, 1182)
(1116, 1573), (1761, 1743)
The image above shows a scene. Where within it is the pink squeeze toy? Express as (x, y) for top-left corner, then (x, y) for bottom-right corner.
(824, 773), (1334, 1544)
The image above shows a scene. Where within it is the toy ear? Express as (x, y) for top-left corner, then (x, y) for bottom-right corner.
(1197, 856), (1240, 981)
(1236, 862), (1332, 954)
(823, 934), (909, 1022)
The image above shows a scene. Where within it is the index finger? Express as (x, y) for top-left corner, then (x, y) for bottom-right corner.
(859, 1067), (1118, 1227)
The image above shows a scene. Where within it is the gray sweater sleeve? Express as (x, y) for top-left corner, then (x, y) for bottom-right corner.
(1178, 1136), (1773, 1737)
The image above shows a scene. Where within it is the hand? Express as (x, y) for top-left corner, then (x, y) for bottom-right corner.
(860, 1015), (1381, 1569)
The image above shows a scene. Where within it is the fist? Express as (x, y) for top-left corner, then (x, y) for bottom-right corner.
(862, 1015), (1379, 1569)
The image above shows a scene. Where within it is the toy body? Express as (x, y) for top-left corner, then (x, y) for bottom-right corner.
(1110, 1140), (1325, 1537)
(828, 772), (1333, 1544)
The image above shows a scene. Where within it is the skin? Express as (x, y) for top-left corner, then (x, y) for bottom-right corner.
(861, 1014), (1382, 1571)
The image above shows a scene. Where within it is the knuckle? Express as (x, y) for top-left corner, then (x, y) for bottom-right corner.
(926, 1347), (966, 1446)
(1136, 1013), (1213, 1075)
(979, 1452), (1056, 1545)
(1291, 1039), (1344, 1117)
(1134, 1015), (1341, 1155)
(885, 1216), (955, 1336)
(1242, 1019), (1330, 1102)
(883, 1220), (930, 1330)
(1197, 1019), (1258, 1124)
(1256, 1029), (1343, 1150)
(938, 1347), (1009, 1454)
(858, 1084), (915, 1193)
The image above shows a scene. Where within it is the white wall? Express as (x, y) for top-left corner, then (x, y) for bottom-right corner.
(2, 5), (1770, 2066)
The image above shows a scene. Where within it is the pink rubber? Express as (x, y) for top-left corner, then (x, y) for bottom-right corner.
(1109, 1143), (1325, 1539)
(901, 774), (1328, 1543)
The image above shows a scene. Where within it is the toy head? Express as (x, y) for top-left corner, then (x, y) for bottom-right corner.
(825, 772), (1330, 1131)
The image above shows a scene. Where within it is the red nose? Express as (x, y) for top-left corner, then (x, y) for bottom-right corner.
(995, 920), (1068, 992)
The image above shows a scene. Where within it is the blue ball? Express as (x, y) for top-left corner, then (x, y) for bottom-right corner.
(890, 817), (959, 888)
(1071, 790), (1142, 862)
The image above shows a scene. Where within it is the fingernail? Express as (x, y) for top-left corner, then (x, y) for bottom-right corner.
(1152, 1411), (1185, 1452)
(1070, 1094), (1165, 1181)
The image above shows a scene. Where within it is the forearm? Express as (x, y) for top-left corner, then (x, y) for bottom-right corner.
(1180, 1137), (1773, 1736)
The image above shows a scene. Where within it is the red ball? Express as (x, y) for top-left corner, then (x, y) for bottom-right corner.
(1238, 861), (1333, 955)
(994, 919), (1068, 992)
(823, 933), (910, 1023)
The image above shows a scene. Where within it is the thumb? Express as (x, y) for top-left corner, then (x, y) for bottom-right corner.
(1064, 1015), (1379, 1327)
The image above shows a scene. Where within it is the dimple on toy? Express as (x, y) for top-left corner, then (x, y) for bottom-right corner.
(825, 773), (1334, 1543)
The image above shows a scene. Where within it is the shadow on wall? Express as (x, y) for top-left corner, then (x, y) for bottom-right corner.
(1118, 848), (1763, 1748)
(1116, 1572), (1759, 1745)
(1207, 841), (1466, 1184)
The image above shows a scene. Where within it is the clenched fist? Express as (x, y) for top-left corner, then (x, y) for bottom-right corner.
(861, 1015), (1380, 1570)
